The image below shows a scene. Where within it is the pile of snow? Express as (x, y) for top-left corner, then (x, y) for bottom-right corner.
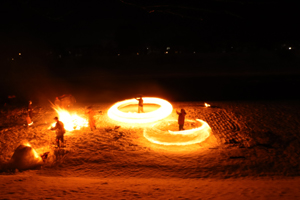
(9, 144), (43, 170)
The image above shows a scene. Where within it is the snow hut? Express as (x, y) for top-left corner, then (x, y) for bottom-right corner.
(10, 144), (43, 170)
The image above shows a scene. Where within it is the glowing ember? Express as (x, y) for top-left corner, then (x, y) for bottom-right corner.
(50, 107), (88, 131)
(144, 119), (211, 145)
(107, 97), (173, 123)
(204, 103), (211, 107)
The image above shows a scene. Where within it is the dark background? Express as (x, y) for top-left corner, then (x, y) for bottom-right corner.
(1, 0), (299, 105)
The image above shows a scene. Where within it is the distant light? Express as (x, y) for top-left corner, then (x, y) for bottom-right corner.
(137, 52), (139, 55)
(117, 54), (120, 56)
(12, 58), (14, 61)
(166, 47), (170, 50)
(59, 55), (62, 58)
(19, 53), (21, 56)
(231, 47), (233, 49)
(204, 103), (211, 108)
(193, 51), (196, 54)
(289, 47), (292, 50)
(165, 51), (169, 54)
(146, 47), (149, 50)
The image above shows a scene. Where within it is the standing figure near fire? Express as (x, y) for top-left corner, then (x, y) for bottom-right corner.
(25, 112), (33, 127)
(54, 97), (61, 107)
(176, 109), (187, 131)
(135, 96), (144, 113)
(28, 100), (33, 119)
(51, 117), (66, 147)
(86, 106), (96, 131)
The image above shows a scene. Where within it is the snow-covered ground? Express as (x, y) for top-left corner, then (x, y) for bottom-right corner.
(1, 100), (300, 199)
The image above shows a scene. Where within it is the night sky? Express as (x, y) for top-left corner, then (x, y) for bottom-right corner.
(1, 0), (300, 103)
(1, 0), (299, 48)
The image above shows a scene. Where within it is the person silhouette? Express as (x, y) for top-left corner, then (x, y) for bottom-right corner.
(51, 117), (66, 147)
(135, 96), (144, 113)
(28, 100), (33, 119)
(176, 109), (186, 131)
(86, 106), (96, 131)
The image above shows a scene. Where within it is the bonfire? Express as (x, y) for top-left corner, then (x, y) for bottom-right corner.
(49, 106), (88, 132)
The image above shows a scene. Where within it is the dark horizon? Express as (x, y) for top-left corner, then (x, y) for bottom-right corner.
(1, 0), (300, 105)
(1, 52), (300, 106)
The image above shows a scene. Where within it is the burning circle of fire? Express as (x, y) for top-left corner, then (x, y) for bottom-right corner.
(143, 119), (211, 145)
(107, 97), (173, 123)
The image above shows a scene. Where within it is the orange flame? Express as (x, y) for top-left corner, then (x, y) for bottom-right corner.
(144, 119), (211, 145)
(50, 107), (88, 131)
(107, 97), (173, 124)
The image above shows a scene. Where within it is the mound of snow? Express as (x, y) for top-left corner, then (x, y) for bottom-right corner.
(10, 144), (43, 170)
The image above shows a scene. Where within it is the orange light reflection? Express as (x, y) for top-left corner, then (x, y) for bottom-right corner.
(107, 97), (173, 123)
(144, 119), (211, 146)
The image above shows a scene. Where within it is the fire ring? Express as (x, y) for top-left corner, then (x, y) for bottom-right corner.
(144, 119), (211, 145)
(107, 97), (173, 123)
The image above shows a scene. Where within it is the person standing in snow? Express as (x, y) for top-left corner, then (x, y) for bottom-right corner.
(176, 109), (186, 131)
(25, 112), (33, 127)
(51, 117), (66, 147)
(86, 106), (96, 131)
(135, 96), (144, 113)
(28, 100), (33, 119)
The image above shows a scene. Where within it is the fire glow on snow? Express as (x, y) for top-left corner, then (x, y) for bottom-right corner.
(50, 107), (88, 131)
(107, 97), (173, 123)
(23, 142), (41, 159)
(144, 119), (211, 145)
